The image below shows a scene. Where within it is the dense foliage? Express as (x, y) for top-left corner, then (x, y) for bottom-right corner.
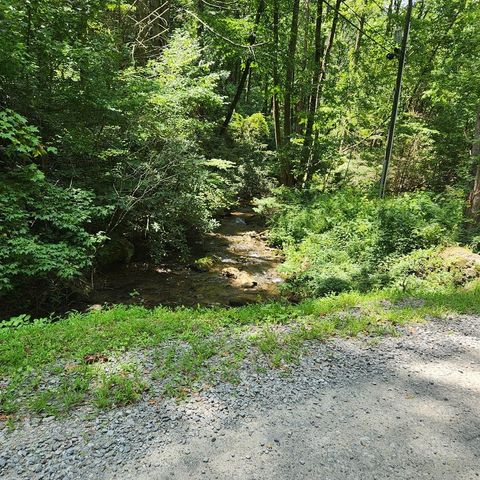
(0, 110), (102, 306)
(259, 188), (468, 297)
(1, 0), (480, 316)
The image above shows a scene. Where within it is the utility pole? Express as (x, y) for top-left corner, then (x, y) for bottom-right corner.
(379, 0), (413, 198)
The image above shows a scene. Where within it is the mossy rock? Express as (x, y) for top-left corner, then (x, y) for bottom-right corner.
(439, 246), (480, 285)
(189, 256), (217, 272)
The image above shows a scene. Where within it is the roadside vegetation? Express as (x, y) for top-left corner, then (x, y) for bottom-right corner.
(258, 188), (476, 299)
(2, 284), (480, 419)
(2, 0), (480, 317)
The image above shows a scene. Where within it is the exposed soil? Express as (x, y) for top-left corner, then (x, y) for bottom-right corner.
(89, 208), (284, 308)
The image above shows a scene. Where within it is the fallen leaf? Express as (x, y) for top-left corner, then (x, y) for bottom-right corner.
(83, 353), (109, 364)
(65, 363), (78, 371)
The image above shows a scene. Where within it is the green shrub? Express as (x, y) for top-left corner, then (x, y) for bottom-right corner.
(376, 246), (480, 293)
(223, 112), (276, 200)
(104, 32), (225, 260)
(267, 189), (464, 298)
(0, 111), (103, 314)
(260, 188), (376, 247)
(374, 190), (464, 259)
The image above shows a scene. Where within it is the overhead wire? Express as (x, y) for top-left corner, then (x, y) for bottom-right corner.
(341, 0), (396, 49)
(185, 0), (398, 58)
(369, 0), (390, 14)
(184, 9), (266, 51)
(321, 0), (394, 54)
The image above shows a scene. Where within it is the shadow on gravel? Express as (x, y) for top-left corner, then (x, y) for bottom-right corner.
(106, 319), (480, 480)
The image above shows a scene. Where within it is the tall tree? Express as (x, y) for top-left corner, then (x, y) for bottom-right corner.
(305, 0), (342, 183)
(280, 0), (301, 186)
(221, 0), (265, 133)
(301, 0), (324, 179)
(469, 108), (480, 215)
(272, 0), (283, 149)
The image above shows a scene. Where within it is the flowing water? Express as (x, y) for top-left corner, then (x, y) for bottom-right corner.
(89, 208), (284, 309)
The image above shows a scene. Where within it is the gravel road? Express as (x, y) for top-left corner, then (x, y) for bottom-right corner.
(1, 314), (479, 479)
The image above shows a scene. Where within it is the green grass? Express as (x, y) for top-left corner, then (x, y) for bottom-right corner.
(2, 284), (480, 418)
(93, 370), (147, 409)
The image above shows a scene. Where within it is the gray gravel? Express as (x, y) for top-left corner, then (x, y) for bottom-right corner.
(1, 314), (480, 479)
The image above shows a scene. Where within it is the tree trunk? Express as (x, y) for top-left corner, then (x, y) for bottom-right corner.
(468, 107), (480, 216)
(316, 0), (342, 105)
(272, 0), (282, 149)
(280, 0), (301, 186)
(394, 0), (401, 16)
(301, 0), (312, 72)
(134, 0), (170, 63)
(305, 0), (342, 183)
(283, 0), (301, 141)
(245, 65), (253, 103)
(221, 60), (252, 133)
(386, 0), (394, 36)
(354, 8), (365, 56)
(301, 0), (323, 176)
(221, 0), (265, 133)
(197, 0), (204, 47)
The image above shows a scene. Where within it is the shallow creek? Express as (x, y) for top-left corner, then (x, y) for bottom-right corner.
(89, 208), (284, 308)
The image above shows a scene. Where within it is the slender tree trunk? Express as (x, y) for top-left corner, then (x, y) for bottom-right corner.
(416, 0), (427, 19)
(25, 2), (33, 48)
(316, 0), (342, 105)
(263, 76), (270, 115)
(297, 0), (314, 132)
(221, 0), (265, 133)
(134, 0), (169, 63)
(197, 0), (205, 48)
(394, 0), (401, 16)
(283, 0), (301, 142)
(408, 1), (465, 110)
(280, 0), (301, 186)
(386, 0), (394, 36)
(354, 7), (365, 56)
(468, 107), (480, 215)
(245, 65), (252, 102)
(306, 0), (342, 183)
(221, 60), (252, 132)
(272, 0), (282, 150)
(301, 0), (323, 177)
(301, 0), (312, 72)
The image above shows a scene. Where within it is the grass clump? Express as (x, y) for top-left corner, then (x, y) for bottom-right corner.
(94, 371), (147, 409)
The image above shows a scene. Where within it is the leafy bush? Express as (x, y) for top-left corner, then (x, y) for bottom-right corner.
(0, 166), (101, 292)
(96, 32), (226, 260)
(261, 188), (375, 247)
(223, 112), (276, 200)
(374, 190), (464, 259)
(1, 30), (273, 316)
(377, 246), (480, 293)
(264, 189), (465, 298)
(0, 110), (103, 316)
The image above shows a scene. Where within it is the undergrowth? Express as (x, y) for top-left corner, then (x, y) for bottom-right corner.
(256, 188), (469, 298)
